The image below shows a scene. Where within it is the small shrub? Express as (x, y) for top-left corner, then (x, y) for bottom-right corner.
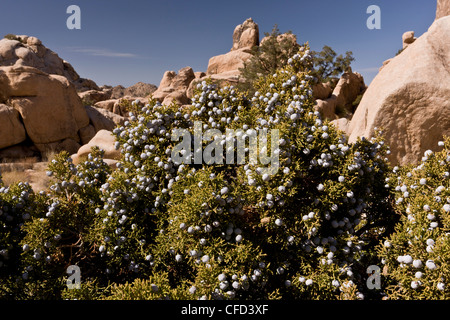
(4, 34), (19, 41)
(7, 148), (112, 299)
(378, 139), (450, 299)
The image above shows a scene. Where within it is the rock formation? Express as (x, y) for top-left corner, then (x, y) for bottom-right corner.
(110, 82), (157, 99)
(152, 67), (195, 105)
(436, 0), (450, 20)
(78, 89), (112, 105)
(347, 16), (450, 165)
(0, 65), (90, 155)
(0, 35), (98, 91)
(332, 69), (366, 114)
(199, 18), (259, 87)
(231, 18), (259, 51)
(313, 69), (366, 121)
(0, 35), (134, 159)
(0, 103), (26, 149)
(402, 31), (417, 49)
(71, 129), (121, 168)
(85, 105), (126, 132)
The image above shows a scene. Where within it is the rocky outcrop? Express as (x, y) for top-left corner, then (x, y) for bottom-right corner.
(0, 104), (26, 149)
(85, 105), (126, 132)
(110, 82), (157, 99)
(78, 89), (112, 105)
(0, 35), (98, 91)
(379, 58), (392, 72)
(77, 129), (120, 159)
(331, 118), (350, 134)
(312, 82), (333, 100)
(332, 69), (366, 114)
(155, 18), (259, 103)
(206, 49), (253, 76)
(313, 70), (366, 120)
(203, 18), (258, 83)
(0, 34), (125, 159)
(0, 38), (129, 160)
(92, 96), (145, 117)
(436, 0), (450, 20)
(71, 129), (121, 168)
(77, 81), (157, 109)
(152, 67), (195, 105)
(347, 16), (450, 165)
(314, 96), (337, 120)
(231, 18), (259, 51)
(402, 31), (417, 49)
(0, 66), (89, 153)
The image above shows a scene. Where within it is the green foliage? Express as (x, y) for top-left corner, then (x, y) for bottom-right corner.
(311, 45), (354, 83)
(0, 181), (47, 299)
(1, 148), (112, 299)
(61, 279), (110, 300)
(238, 25), (299, 94)
(396, 48), (405, 56)
(238, 26), (354, 95)
(4, 34), (19, 41)
(105, 272), (190, 300)
(378, 139), (450, 299)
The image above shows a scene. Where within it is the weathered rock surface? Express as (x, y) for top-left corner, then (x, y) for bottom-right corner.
(72, 129), (120, 169)
(231, 18), (259, 51)
(206, 48), (253, 76)
(313, 82), (333, 100)
(331, 118), (350, 135)
(436, 0), (450, 20)
(379, 58), (392, 72)
(348, 16), (450, 165)
(402, 31), (417, 49)
(332, 69), (366, 115)
(0, 66), (89, 146)
(314, 96), (337, 120)
(0, 35), (122, 158)
(200, 18), (259, 87)
(78, 89), (112, 105)
(0, 103), (27, 149)
(110, 82), (157, 99)
(74, 129), (120, 161)
(85, 105), (126, 132)
(78, 124), (97, 145)
(93, 99), (116, 112)
(0, 35), (98, 91)
(152, 67), (195, 105)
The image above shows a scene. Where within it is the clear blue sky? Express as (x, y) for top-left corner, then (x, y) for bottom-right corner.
(0, 0), (436, 88)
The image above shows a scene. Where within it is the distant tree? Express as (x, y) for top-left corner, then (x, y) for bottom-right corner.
(311, 45), (354, 82)
(238, 26), (355, 94)
(4, 34), (19, 41)
(238, 25), (299, 94)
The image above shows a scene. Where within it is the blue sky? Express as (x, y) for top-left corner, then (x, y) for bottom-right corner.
(0, 0), (436, 87)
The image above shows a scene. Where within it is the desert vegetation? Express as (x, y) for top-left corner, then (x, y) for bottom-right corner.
(0, 44), (449, 301)
(238, 25), (354, 95)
